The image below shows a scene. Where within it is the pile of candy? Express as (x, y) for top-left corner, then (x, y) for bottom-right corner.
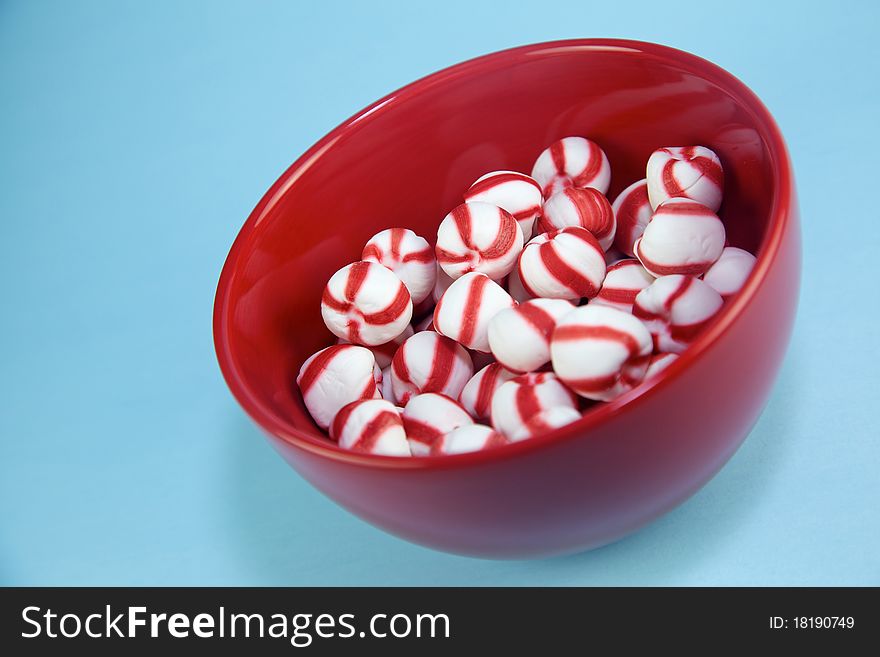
(297, 137), (756, 457)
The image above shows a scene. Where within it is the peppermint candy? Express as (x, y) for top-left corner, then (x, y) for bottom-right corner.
(611, 178), (652, 256)
(531, 136), (611, 198)
(539, 187), (616, 251)
(435, 201), (523, 280)
(550, 305), (653, 401)
(402, 393), (474, 456)
(487, 298), (574, 373)
(362, 228), (436, 304)
(321, 261), (413, 346)
(433, 272), (515, 352)
(634, 198), (726, 277)
(458, 363), (518, 423)
(490, 372), (578, 439)
(390, 330), (474, 405)
(464, 171), (543, 241)
(633, 274), (723, 353)
(702, 246), (756, 298)
(330, 399), (411, 456)
(518, 226), (606, 300)
(646, 145), (723, 211)
(297, 345), (382, 430)
(430, 424), (508, 456)
(591, 259), (655, 314)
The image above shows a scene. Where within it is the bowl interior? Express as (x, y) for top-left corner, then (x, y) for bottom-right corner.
(215, 41), (778, 450)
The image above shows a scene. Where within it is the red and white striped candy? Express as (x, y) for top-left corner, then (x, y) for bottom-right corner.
(518, 226), (606, 300)
(458, 363), (518, 422)
(321, 261), (413, 346)
(402, 393), (474, 456)
(390, 330), (474, 405)
(433, 272), (515, 352)
(296, 345), (382, 430)
(510, 406), (582, 442)
(330, 399), (411, 456)
(435, 201), (524, 280)
(592, 259), (655, 314)
(362, 228), (436, 305)
(634, 198), (726, 277)
(430, 424), (508, 456)
(633, 275), (723, 353)
(646, 146), (723, 211)
(612, 178), (652, 256)
(538, 187), (616, 251)
(644, 352), (678, 380)
(550, 305), (653, 401)
(531, 136), (611, 198)
(505, 264), (533, 303)
(490, 372), (578, 439)
(338, 323), (413, 370)
(487, 298), (574, 373)
(464, 171), (543, 241)
(702, 246), (756, 298)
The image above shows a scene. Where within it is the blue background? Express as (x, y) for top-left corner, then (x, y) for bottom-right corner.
(2, 0), (878, 586)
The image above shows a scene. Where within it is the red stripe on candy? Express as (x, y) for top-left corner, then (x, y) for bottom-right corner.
(391, 342), (411, 384)
(344, 261), (370, 302)
(474, 364), (501, 418)
(361, 283), (410, 326)
(540, 241), (597, 298)
(692, 156), (723, 188)
(563, 372), (620, 394)
(670, 318), (713, 343)
(329, 399), (359, 440)
(389, 228), (404, 261)
(353, 411), (401, 452)
(658, 200), (717, 216)
(516, 302), (557, 342)
(298, 346), (343, 396)
(480, 210), (518, 260)
(457, 275), (488, 347)
(402, 416), (442, 447)
(514, 381), (542, 422)
(550, 140), (567, 174)
(571, 140), (603, 188)
(517, 260), (539, 298)
(452, 203), (474, 248)
(635, 243), (714, 276)
(422, 336), (456, 393)
(359, 369), (378, 399)
(321, 288), (350, 312)
(401, 248), (434, 263)
(661, 159), (684, 197)
(466, 172), (537, 198)
(361, 244), (382, 261)
(552, 324), (641, 357)
(664, 275), (693, 312)
(597, 286), (638, 304)
(485, 431), (508, 448)
(435, 247), (473, 265)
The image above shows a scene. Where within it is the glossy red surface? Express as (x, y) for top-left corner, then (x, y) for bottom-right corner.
(214, 39), (799, 557)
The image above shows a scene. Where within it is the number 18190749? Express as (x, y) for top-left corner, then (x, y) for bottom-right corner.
(770, 616), (855, 629)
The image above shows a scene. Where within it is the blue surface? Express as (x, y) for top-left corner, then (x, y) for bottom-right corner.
(1, 0), (878, 586)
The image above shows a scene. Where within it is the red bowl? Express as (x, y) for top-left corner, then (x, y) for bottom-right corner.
(213, 39), (799, 558)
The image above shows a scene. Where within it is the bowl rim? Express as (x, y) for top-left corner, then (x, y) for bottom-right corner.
(213, 37), (794, 471)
